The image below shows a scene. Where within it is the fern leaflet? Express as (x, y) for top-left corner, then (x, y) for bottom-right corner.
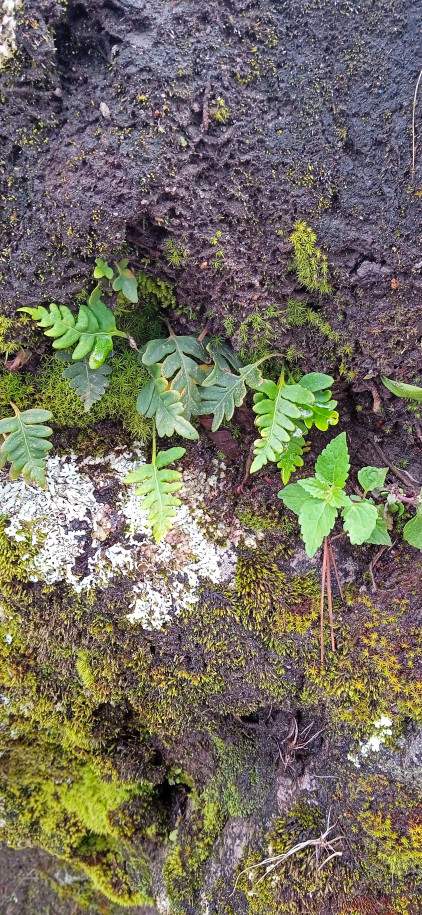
(137, 364), (198, 439)
(142, 330), (208, 419)
(250, 378), (314, 472)
(0, 404), (53, 487)
(20, 286), (127, 369)
(125, 446), (186, 542)
(200, 362), (264, 431)
(56, 351), (112, 412)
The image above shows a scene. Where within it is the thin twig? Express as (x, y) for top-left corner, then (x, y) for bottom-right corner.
(412, 68), (422, 175)
(328, 540), (344, 599)
(197, 323), (210, 342)
(369, 545), (389, 592)
(368, 437), (421, 488)
(320, 539), (327, 664)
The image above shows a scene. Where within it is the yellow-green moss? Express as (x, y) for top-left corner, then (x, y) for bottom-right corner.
(289, 221), (332, 294)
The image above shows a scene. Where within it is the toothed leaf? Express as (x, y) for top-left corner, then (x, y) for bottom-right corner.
(403, 510), (422, 549)
(315, 432), (350, 487)
(342, 499), (378, 545)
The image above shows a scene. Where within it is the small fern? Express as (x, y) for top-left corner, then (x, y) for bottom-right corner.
(200, 360), (265, 431)
(137, 363), (198, 439)
(125, 437), (186, 542)
(57, 351), (112, 412)
(0, 404), (53, 487)
(141, 328), (209, 420)
(20, 286), (127, 369)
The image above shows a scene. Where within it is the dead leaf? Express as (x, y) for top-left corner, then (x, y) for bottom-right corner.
(200, 261), (208, 270)
(5, 349), (31, 372)
(100, 102), (111, 120)
(391, 278), (399, 290)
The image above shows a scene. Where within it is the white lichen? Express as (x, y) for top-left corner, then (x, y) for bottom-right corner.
(0, 0), (19, 66)
(0, 447), (238, 631)
(348, 715), (393, 768)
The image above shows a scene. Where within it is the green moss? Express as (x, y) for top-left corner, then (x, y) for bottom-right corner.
(234, 552), (319, 636)
(233, 800), (356, 914)
(0, 515), (41, 597)
(289, 221), (332, 294)
(210, 97), (231, 123)
(135, 270), (177, 311)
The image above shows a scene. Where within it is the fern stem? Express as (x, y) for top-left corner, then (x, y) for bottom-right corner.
(152, 417), (157, 465)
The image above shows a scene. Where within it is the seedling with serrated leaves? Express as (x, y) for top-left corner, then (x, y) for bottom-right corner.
(279, 433), (389, 661)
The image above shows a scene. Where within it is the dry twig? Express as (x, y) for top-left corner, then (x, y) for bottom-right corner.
(412, 68), (422, 175)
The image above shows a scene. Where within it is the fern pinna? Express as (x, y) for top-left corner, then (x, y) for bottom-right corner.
(0, 404), (53, 487)
(124, 429), (185, 542)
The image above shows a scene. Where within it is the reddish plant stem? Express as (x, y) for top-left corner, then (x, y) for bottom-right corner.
(328, 540), (344, 600)
(325, 545), (335, 652)
(320, 538), (328, 665)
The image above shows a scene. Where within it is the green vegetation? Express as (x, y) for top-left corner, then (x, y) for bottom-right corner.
(0, 405), (53, 486)
(289, 221), (332, 294)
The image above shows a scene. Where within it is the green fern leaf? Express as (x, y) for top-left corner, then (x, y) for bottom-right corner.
(136, 364), (198, 439)
(205, 340), (242, 372)
(124, 447), (186, 542)
(143, 331), (208, 419)
(276, 434), (306, 484)
(19, 287), (127, 369)
(56, 351), (112, 412)
(0, 404), (53, 487)
(200, 363), (264, 431)
(112, 259), (139, 303)
(299, 373), (338, 431)
(250, 379), (314, 473)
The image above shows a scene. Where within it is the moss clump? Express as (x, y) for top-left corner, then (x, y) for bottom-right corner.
(234, 552), (319, 636)
(289, 221), (332, 294)
(135, 270), (177, 311)
(210, 97), (230, 123)
(233, 800), (356, 915)
(0, 515), (41, 597)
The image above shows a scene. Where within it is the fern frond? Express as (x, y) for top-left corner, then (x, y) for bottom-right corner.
(142, 330), (209, 419)
(250, 378), (314, 473)
(276, 434), (306, 484)
(200, 362), (264, 431)
(0, 404), (53, 487)
(56, 351), (112, 412)
(19, 286), (127, 369)
(125, 446), (186, 542)
(299, 372), (338, 431)
(136, 364), (198, 439)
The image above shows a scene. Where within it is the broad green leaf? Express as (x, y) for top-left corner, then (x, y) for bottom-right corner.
(365, 516), (392, 546)
(315, 432), (349, 487)
(0, 404), (53, 487)
(143, 332), (208, 419)
(250, 379), (314, 473)
(136, 364), (198, 440)
(112, 259), (139, 303)
(381, 376), (422, 402)
(358, 465), (388, 493)
(300, 372), (334, 392)
(298, 499), (338, 557)
(94, 258), (114, 280)
(124, 447), (186, 542)
(19, 294), (125, 369)
(200, 363), (264, 432)
(342, 499), (378, 545)
(57, 352), (112, 412)
(278, 482), (312, 515)
(276, 435), (305, 484)
(298, 478), (348, 508)
(403, 511), (422, 549)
